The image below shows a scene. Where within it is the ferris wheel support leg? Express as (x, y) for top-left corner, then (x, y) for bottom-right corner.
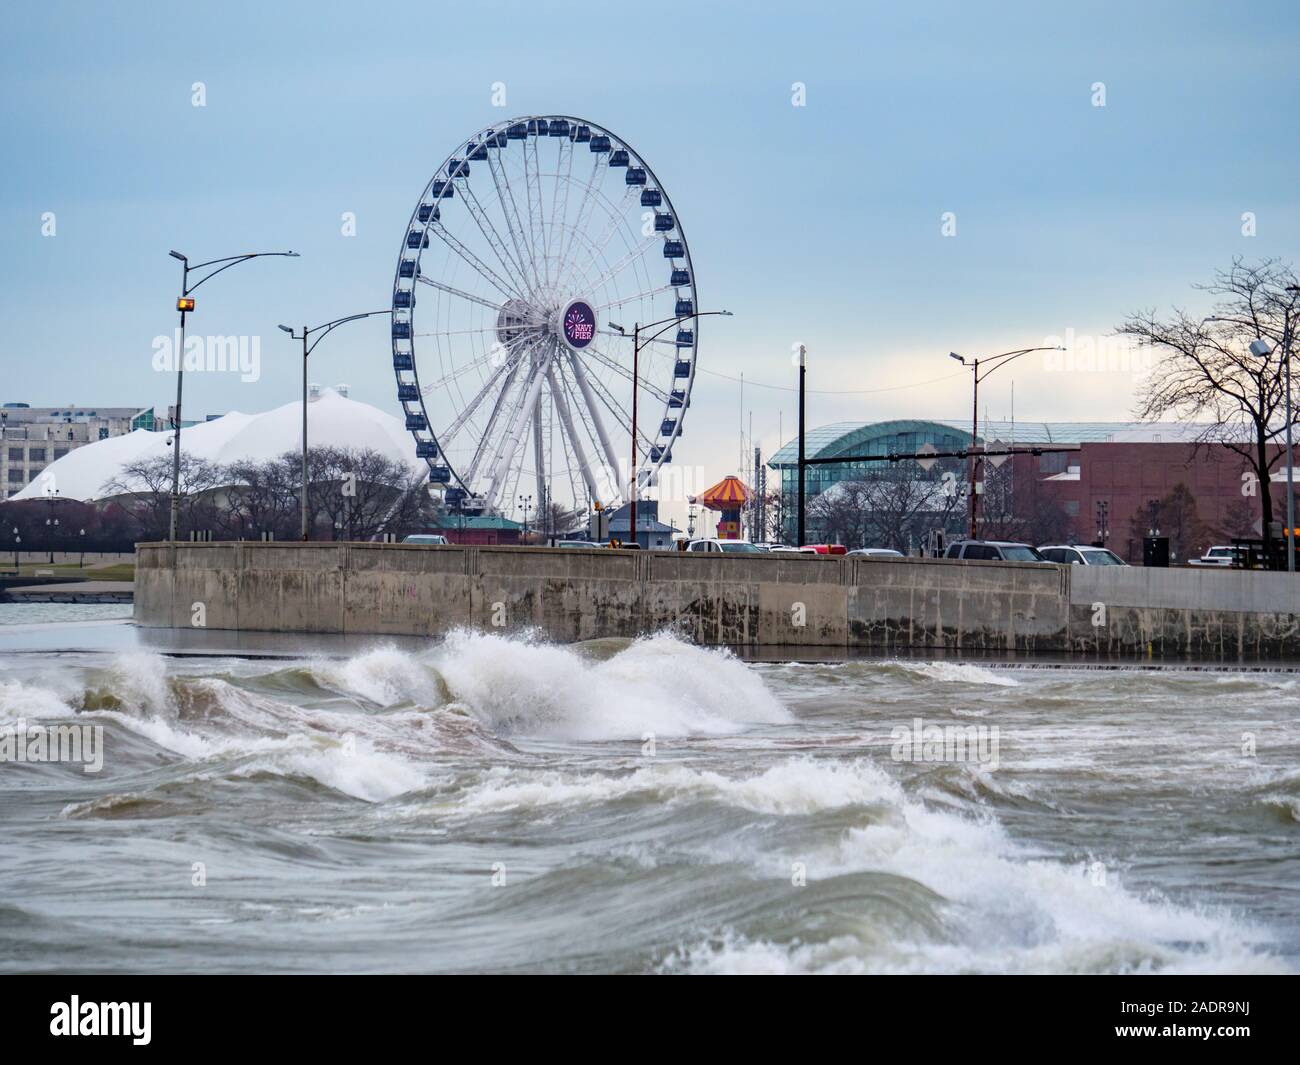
(487, 354), (552, 511)
(533, 397), (547, 532)
(567, 352), (625, 505)
(549, 364), (600, 501)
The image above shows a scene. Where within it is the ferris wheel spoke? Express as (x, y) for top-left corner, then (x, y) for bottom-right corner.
(548, 139), (573, 287)
(525, 137), (550, 291)
(413, 324), (499, 339)
(580, 363), (658, 458)
(554, 184), (638, 296)
(467, 356), (528, 483)
(487, 348), (554, 509)
(493, 151), (545, 298)
(416, 273), (504, 314)
(436, 343), (527, 444)
(595, 328), (679, 351)
(426, 223), (519, 303)
(581, 345), (671, 405)
(557, 156), (603, 291)
(456, 176), (535, 297)
(595, 285), (674, 312)
(485, 150), (542, 300)
(421, 329), (533, 393)
(582, 236), (663, 299)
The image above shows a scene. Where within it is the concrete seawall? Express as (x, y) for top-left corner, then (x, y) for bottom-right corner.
(134, 542), (1300, 659)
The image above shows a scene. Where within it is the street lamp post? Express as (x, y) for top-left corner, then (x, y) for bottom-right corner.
(43, 488), (62, 564)
(948, 346), (1064, 539)
(518, 494), (533, 542)
(1206, 285), (1300, 572)
(608, 310), (733, 547)
(167, 249), (298, 541)
(797, 343), (806, 546)
(279, 311), (392, 541)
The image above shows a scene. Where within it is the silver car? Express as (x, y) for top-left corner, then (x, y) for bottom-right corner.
(1038, 544), (1127, 566)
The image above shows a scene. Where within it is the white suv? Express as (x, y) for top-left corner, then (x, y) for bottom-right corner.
(686, 539), (765, 554)
(1038, 545), (1127, 566)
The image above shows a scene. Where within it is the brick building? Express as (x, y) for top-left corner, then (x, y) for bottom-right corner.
(770, 419), (1285, 561)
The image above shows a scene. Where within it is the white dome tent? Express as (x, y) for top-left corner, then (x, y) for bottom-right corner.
(14, 388), (423, 502)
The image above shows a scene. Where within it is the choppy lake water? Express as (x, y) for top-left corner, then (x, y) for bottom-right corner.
(1, 624), (1296, 973)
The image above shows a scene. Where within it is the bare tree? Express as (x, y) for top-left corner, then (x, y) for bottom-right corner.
(310, 447), (427, 541)
(806, 463), (967, 551)
(104, 453), (223, 540)
(1118, 258), (1300, 555)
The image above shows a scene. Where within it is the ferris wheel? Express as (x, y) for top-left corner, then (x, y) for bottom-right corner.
(390, 115), (700, 520)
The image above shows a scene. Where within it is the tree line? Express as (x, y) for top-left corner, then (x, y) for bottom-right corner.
(0, 446), (433, 551)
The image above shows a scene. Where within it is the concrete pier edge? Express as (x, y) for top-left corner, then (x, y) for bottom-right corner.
(133, 541), (1300, 660)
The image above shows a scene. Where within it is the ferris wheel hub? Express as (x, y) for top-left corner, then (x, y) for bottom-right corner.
(555, 297), (597, 352)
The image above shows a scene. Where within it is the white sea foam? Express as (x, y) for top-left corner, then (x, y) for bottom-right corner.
(658, 765), (1288, 975)
(455, 757), (896, 816)
(235, 738), (426, 803)
(308, 646), (437, 706)
(0, 677), (77, 724)
(896, 661), (1020, 687)
(433, 630), (791, 740)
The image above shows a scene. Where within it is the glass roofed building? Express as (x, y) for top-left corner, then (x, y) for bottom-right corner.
(767, 418), (1259, 558)
(767, 420), (974, 545)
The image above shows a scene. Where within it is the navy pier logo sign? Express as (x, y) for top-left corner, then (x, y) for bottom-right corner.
(562, 299), (596, 350)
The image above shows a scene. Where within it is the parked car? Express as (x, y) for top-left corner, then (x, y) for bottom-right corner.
(1038, 544), (1128, 566)
(553, 540), (597, 549)
(846, 548), (905, 558)
(804, 543), (848, 555)
(401, 534), (449, 545)
(686, 539), (766, 554)
(766, 544), (815, 553)
(1188, 545), (1241, 567)
(943, 540), (1048, 563)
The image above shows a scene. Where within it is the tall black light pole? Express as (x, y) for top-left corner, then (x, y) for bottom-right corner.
(797, 343), (806, 546)
(279, 311), (392, 541)
(948, 346), (1063, 539)
(167, 249), (298, 541)
(609, 310), (733, 547)
(43, 488), (61, 564)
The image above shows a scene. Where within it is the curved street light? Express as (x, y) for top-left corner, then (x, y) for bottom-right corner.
(279, 311), (393, 540)
(949, 346), (1065, 539)
(609, 310), (733, 546)
(1203, 283), (1300, 571)
(167, 249), (298, 541)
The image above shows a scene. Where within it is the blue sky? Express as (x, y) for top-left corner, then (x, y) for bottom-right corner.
(2, 0), (1297, 525)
